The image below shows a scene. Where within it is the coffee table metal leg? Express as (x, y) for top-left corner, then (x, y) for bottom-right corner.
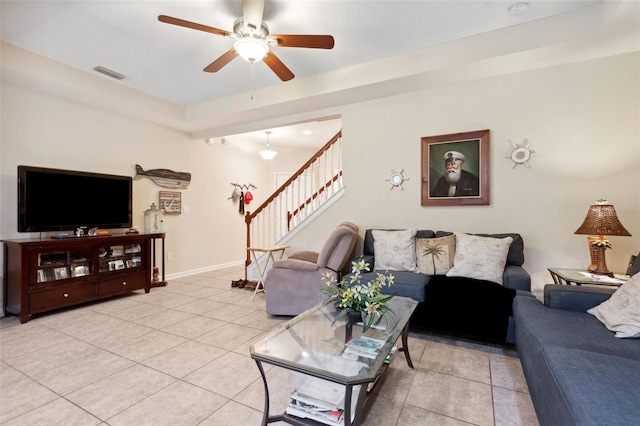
(255, 360), (271, 426)
(344, 383), (369, 426)
(398, 323), (414, 369)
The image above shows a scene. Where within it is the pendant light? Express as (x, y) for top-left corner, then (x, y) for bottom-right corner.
(259, 130), (278, 160)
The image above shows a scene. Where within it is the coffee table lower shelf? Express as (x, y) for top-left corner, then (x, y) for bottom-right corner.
(253, 323), (414, 426)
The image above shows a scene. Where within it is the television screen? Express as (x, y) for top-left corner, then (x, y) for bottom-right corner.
(18, 165), (132, 233)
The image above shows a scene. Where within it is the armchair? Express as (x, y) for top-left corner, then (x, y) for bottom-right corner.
(264, 222), (359, 316)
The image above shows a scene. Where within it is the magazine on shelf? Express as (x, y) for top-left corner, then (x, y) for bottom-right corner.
(287, 378), (363, 426)
(296, 377), (345, 408)
(286, 404), (343, 426)
(343, 346), (377, 359)
(287, 378), (345, 425)
(346, 336), (385, 352)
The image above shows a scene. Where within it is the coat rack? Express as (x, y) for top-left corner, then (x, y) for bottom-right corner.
(228, 183), (257, 200)
(229, 183), (257, 215)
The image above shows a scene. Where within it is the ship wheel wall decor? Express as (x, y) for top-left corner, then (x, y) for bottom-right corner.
(506, 139), (538, 168)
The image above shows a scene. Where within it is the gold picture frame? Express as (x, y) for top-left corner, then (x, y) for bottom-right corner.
(421, 129), (490, 206)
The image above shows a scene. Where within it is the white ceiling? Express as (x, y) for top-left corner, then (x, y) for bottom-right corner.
(222, 117), (342, 149)
(4, 0), (635, 149)
(1, 0), (601, 107)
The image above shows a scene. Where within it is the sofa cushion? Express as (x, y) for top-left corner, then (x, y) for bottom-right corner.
(522, 346), (640, 426)
(272, 258), (320, 271)
(363, 229), (435, 257)
(446, 232), (513, 284)
(358, 270), (430, 302)
(514, 291), (640, 426)
(371, 229), (419, 272)
(588, 274), (640, 338)
(513, 293), (640, 360)
(547, 348), (640, 425)
(435, 231), (525, 266)
(415, 234), (455, 275)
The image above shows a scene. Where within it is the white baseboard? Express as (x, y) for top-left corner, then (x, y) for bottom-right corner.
(165, 260), (245, 281)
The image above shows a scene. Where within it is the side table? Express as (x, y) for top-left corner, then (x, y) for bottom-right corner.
(247, 245), (289, 300)
(548, 267), (626, 287)
(150, 233), (167, 288)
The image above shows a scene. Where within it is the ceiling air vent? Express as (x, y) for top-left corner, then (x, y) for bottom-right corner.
(92, 66), (125, 80)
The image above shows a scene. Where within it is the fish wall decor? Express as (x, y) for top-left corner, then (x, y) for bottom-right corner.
(135, 165), (191, 189)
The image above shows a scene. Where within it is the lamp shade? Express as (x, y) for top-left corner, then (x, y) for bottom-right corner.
(259, 149), (278, 160)
(574, 203), (631, 236)
(259, 130), (277, 160)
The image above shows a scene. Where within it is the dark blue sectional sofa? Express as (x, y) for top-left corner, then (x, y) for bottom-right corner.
(351, 229), (531, 343)
(514, 285), (640, 425)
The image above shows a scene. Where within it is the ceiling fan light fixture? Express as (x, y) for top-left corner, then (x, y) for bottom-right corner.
(234, 37), (269, 62)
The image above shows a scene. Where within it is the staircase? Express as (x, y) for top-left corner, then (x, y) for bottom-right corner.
(244, 130), (343, 274)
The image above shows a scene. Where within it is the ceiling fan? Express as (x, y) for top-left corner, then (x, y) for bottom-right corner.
(158, 0), (335, 82)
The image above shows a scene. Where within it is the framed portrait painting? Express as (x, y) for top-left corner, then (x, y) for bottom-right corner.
(421, 129), (490, 206)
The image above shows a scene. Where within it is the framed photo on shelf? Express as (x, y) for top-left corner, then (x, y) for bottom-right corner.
(54, 267), (69, 280)
(159, 191), (182, 214)
(72, 265), (89, 277)
(421, 129), (490, 206)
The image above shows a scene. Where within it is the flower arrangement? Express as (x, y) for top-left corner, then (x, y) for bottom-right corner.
(322, 259), (395, 331)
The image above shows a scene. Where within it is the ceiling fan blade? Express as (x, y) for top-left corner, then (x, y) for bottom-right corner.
(268, 34), (335, 49)
(263, 52), (294, 81)
(158, 15), (231, 37)
(203, 49), (238, 73)
(242, 0), (265, 31)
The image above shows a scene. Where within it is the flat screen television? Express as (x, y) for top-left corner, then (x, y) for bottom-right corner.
(18, 165), (133, 233)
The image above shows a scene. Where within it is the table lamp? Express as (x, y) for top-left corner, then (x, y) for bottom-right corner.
(574, 200), (631, 276)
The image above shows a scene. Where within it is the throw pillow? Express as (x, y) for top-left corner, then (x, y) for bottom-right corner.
(416, 235), (456, 275)
(446, 232), (513, 285)
(372, 229), (419, 272)
(588, 274), (640, 338)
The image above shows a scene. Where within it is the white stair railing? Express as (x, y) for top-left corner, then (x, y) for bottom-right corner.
(244, 131), (343, 268)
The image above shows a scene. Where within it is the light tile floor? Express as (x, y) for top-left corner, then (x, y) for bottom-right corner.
(0, 266), (539, 425)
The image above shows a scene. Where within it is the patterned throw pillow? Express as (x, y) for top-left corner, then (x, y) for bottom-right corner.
(588, 274), (640, 338)
(372, 229), (419, 272)
(446, 232), (513, 285)
(416, 235), (456, 275)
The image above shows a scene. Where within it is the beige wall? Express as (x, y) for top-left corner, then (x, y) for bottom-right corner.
(281, 52), (640, 297)
(1, 48), (639, 312)
(0, 81), (314, 281)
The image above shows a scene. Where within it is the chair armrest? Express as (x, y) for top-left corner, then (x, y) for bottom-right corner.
(287, 250), (319, 263)
(543, 284), (615, 312)
(272, 258), (320, 272)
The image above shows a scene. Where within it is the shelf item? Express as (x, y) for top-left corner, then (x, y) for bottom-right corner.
(2, 233), (164, 323)
(344, 336), (385, 360)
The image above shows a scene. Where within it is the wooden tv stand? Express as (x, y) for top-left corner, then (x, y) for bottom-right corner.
(2, 233), (164, 323)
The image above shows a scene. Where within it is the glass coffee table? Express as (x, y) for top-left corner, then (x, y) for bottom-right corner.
(250, 296), (417, 426)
